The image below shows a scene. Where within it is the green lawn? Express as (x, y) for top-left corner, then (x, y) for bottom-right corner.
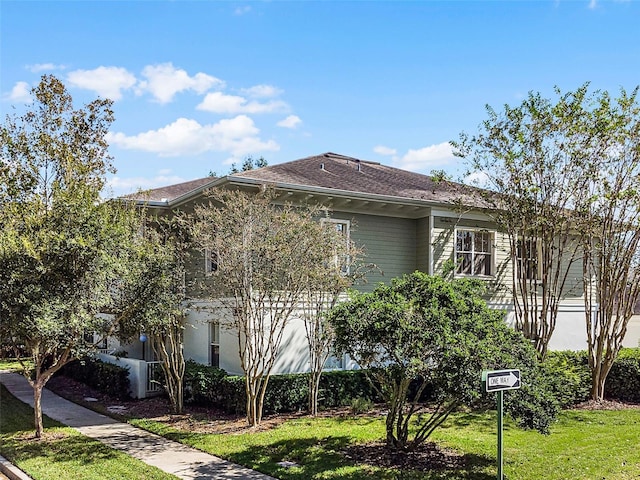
(0, 358), (31, 373)
(0, 385), (178, 480)
(132, 408), (640, 480)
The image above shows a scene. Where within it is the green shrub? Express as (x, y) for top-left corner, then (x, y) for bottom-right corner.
(183, 360), (227, 404)
(606, 355), (640, 403)
(183, 363), (380, 415)
(542, 351), (590, 408)
(58, 357), (130, 400)
(350, 396), (373, 414)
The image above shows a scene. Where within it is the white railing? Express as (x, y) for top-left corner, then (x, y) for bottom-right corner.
(146, 361), (163, 394)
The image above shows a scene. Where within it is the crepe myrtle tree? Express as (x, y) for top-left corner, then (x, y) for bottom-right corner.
(192, 187), (352, 426)
(114, 217), (190, 414)
(328, 272), (558, 452)
(300, 218), (374, 416)
(453, 86), (593, 359)
(572, 87), (640, 401)
(0, 75), (141, 438)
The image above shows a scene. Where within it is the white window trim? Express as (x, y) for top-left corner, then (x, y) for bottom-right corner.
(516, 237), (543, 283)
(210, 322), (220, 367)
(321, 218), (351, 275)
(454, 228), (496, 278)
(204, 248), (219, 274)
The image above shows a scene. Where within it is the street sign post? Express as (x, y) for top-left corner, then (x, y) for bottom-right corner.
(482, 369), (521, 480)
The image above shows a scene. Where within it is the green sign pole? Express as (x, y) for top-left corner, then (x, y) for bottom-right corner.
(482, 369), (521, 480)
(497, 390), (503, 480)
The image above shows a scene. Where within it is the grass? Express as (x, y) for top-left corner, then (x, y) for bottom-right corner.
(0, 384), (178, 480)
(132, 408), (640, 480)
(0, 357), (32, 373)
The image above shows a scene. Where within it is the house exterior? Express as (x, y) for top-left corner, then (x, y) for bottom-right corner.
(103, 152), (640, 396)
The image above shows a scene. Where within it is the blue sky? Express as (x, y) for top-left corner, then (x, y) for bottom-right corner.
(2, 0), (639, 197)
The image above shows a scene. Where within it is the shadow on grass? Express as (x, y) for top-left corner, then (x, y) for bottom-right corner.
(165, 430), (495, 480)
(2, 432), (121, 466)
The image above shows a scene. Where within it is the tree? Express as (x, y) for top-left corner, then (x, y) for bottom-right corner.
(300, 221), (369, 416)
(191, 188), (345, 426)
(572, 88), (640, 401)
(113, 217), (189, 413)
(0, 75), (140, 437)
(328, 272), (557, 452)
(212, 155), (267, 176)
(453, 86), (591, 359)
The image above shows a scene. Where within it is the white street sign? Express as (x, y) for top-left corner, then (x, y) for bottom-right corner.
(483, 369), (521, 392)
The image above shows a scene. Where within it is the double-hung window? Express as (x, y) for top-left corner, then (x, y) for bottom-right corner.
(455, 229), (493, 276)
(321, 218), (350, 275)
(516, 238), (541, 281)
(209, 322), (220, 367)
(204, 248), (219, 274)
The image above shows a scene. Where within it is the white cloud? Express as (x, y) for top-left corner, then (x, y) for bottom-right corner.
(137, 63), (224, 103)
(396, 142), (457, 172)
(277, 115), (302, 129)
(106, 173), (188, 197)
(27, 63), (66, 73)
(373, 145), (397, 156)
(234, 5), (252, 15)
(107, 115), (279, 157)
(6, 81), (32, 103)
(67, 66), (137, 100)
(197, 91), (288, 114)
(589, 0), (597, 9)
(241, 84), (283, 98)
(464, 171), (490, 187)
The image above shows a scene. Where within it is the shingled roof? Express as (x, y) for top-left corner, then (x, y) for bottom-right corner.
(122, 177), (216, 202)
(122, 152), (487, 208)
(233, 152), (486, 206)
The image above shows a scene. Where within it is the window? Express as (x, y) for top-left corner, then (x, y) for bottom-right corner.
(204, 248), (219, 274)
(516, 238), (540, 281)
(321, 219), (350, 274)
(455, 229), (493, 276)
(210, 322), (220, 367)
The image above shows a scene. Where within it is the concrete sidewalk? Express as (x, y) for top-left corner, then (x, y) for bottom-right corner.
(0, 371), (275, 480)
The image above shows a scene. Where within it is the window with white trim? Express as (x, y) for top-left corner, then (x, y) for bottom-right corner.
(516, 238), (541, 281)
(209, 322), (220, 367)
(455, 229), (493, 276)
(321, 218), (351, 274)
(204, 248), (219, 274)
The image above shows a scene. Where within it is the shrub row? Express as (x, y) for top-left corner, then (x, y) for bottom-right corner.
(183, 360), (381, 414)
(542, 348), (640, 406)
(58, 357), (131, 400)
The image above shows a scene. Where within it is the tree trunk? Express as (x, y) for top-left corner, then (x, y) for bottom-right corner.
(33, 381), (44, 439)
(591, 369), (606, 401)
(308, 370), (321, 416)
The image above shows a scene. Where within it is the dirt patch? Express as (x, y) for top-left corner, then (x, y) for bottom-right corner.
(344, 441), (466, 471)
(572, 399), (640, 410)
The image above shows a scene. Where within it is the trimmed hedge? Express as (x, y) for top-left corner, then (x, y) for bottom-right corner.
(606, 351), (640, 403)
(183, 360), (380, 414)
(58, 357), (131, 400)
(542, 351), (590, 408)
(542, 348), (640, 406)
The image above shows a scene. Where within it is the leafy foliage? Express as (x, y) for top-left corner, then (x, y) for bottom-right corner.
(0, 75), (141, 437)
(328, 272), (558, 451)
(58, 357), (131, 400)
(191, 187), (356, 425)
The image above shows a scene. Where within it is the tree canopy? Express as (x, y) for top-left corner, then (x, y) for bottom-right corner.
(191, 187), (353, 425)
(0, 75), (141, 437)
(328, 272), (557, 452)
